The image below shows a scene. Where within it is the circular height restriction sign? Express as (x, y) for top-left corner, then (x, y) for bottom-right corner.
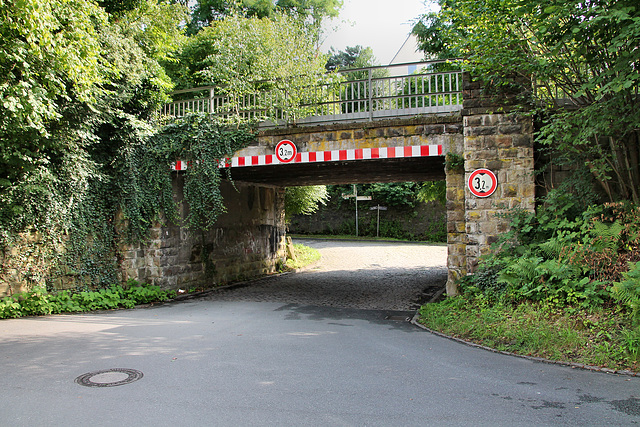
(468, 168), (498, 198)
(275, 140), (297, 163)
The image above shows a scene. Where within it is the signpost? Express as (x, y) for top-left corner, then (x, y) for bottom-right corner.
(468, 168), (498, 198)
(369, 205), (387, 237)
(341, 184), (371, 236)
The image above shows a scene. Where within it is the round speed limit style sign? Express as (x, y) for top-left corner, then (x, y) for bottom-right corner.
(275, 140), (297, 163)
(468, 168), (498, 198)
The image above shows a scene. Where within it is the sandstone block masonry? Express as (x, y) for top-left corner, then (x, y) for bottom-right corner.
(445, 73), (535, 295)
(119, 178), (287, 289)
(248, 115), (463, 156)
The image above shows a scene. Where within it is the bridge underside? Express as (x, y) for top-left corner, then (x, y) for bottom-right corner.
(226, 156), (446, 186)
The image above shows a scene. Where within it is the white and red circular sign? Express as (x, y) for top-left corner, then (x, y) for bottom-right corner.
(468, 168), (498, 198)
(275, 140), (297, 163)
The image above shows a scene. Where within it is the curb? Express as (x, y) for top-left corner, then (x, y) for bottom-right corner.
(409, 313), (639, 377)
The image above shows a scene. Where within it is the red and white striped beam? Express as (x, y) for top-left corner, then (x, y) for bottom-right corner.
(173, 144), (443, 171)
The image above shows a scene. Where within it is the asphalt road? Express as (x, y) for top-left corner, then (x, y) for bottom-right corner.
(1, 239), (639, 426)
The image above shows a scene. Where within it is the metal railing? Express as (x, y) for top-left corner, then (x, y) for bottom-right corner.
(162, 61), (463, 127)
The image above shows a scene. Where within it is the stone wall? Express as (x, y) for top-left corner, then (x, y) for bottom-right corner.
(0, 232), (51, 297)
(462, 113), (535, 271)
(119, 177), (287, 290)
(288, 198), (446, 241)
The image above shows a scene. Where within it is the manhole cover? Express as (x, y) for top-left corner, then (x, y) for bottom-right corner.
(75, 368), (143, 387)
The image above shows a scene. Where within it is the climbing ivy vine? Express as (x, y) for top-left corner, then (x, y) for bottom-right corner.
(151, 114), (256, 231)
(0, 113), (255, 293)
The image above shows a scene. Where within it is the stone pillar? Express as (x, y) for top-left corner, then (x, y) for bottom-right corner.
(445, 73), (535, 295)
(446, 162), (467, 295)
(463, 113), (535, 273)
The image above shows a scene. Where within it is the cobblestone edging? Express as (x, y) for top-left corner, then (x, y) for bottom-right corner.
(410, 313), (640, 377)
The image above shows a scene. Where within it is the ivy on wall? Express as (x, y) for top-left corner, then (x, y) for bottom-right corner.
(153, 114), (256, 231)
(0, 113), (255, 293)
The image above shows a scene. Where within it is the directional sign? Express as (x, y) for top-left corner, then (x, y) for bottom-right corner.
(342, 193), (371, 201)
(369, 205), (387, 211)
(275, 140), (297, 163)
(468, 168), (498, 198)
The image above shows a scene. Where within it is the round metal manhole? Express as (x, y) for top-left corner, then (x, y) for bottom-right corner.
(75, 368), (143, 388)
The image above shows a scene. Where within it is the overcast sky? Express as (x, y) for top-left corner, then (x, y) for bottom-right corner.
(320, 0), (435, 65)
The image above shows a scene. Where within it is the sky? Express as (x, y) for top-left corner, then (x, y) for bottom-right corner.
(320, 0), (435, 65)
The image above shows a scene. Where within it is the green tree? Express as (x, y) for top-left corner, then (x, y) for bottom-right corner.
(0, 0), (188, 287)
(169, 13), (331, 121)
(417, 181), (446, 205)
(285, 186), (329, 218)
(325, 45), (378, 71)
(323, 45), (388, 114)
(416, 0), (640, 202)
(1, 0), (105, 180)
(115, 0), (189, 63)
(365, 182), (422, 208)
(189, 0), (342, 34)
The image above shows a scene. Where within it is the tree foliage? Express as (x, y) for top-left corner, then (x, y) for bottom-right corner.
(168, 13), (331, 121)
(188, 0), (342, 34)
(325, 45), (378, 71)
(116, 0), (190, 63)
(152, 114), (256, 231)
(415, 0), (640, 202)
(0, 0), (257, 291)
(0, 0), (105, 186)
(284, 185), (329, 218)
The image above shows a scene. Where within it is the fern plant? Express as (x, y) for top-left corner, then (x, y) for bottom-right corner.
(612, 262), (640, 326)
(498, 255), (543, 299)
(587, 221), (624, 252)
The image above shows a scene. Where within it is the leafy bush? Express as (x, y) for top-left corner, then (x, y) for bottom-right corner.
(0, 282), (175, 319)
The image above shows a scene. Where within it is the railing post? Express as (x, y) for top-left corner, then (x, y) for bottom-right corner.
(209, 87), (215, 114)
(367, 68), (373, 122)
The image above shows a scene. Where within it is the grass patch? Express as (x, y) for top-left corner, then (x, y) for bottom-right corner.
(418, 296), (640, 373)
(285, 243), (321, 270)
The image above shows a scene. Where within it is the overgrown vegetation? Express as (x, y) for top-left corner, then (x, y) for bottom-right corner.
(420, 196), (640, 371)
(415, 0), (640, 203)
(0, 281), (175, 319)
(414, 0), (640, 371)
(285, 186), (329, 218)
(0, 0), (188, 291)
(1, 0), (333, 294)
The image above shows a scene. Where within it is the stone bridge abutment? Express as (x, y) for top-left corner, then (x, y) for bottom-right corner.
(120, 74), (535, 295)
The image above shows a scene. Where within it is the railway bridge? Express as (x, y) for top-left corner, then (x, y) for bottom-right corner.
(122, 62), (534, 295)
